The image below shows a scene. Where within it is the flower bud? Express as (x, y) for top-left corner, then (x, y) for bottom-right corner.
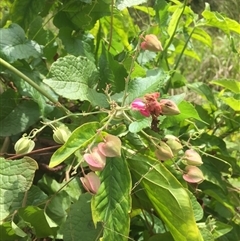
(155, 141), (174, 161)
(131, 98), (150, 117)
(163, 134), (183, 154)
(53, 125), (71, 144)
(141, 34), (163, 52)
(98, 134), (122, 157)
(84, 147), (106, 171)
(183, 166), (204, 184)
(14, 136), (35, 154)
(159, 99), (180, 115)
(80, 172), (101, 194)
(182, 149), (203, 166)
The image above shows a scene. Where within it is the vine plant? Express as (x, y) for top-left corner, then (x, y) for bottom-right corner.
(0, 0), (239, 241)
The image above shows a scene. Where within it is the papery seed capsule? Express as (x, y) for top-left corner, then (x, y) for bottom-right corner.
(155, 141), (174, 161)
(80, 172), (101, 194)
(53, 125), (71, 144)
(182, 149), (203, 166)
(164, 134), (183, 154)
(14, 136), (35, 154)
(183, 166), (204, 184)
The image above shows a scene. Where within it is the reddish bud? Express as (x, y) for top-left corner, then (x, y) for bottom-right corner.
(84, 147), (106, 171)
(141, 34), (163, 52)
(182, 149), (203, 166)
(155, 141), (174, 161)
(131, 98), (151, 117)
(159, 99), (180, 115)
(80, 172), (101, 194)
(98, 134), (122, 157)
(183, 166), (204, 184)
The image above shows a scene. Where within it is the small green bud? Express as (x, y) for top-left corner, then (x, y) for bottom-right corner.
(155, 141), (174, 161)
(164, 134), (183, 154)
(14, 136), (35, 154)
(53, 125), (71, 144)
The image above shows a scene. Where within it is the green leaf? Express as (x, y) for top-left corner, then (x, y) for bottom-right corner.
(0, 157), (38, 221)
(58, 27), (94, 62)
(201, 10), (240, 34)
(213, 221), (233, 239)
(92, 156), (132, 241)
(44, 55), (108, 107)
(187, 82), (216, 105)
(113, 69), (169, 104)
(0, 24), (42, 63)
(49, 122), (100, 168)
(129, 117), (151, 133)
(10, 185), (48, 212)
(18, 206), (57, 237)
(10, 0), (46, 30)
(116, 0), (148, 11)
(98, 44), (127, 92)
(191, 27), (212, 48)
(210, 79), (240, 94)
(0, 222), (19, 241)
(170, 71), (187, 88)
(0, 92), (41, 136)
(128, 154), (203, 241)
(54, 0), (110, 30)
(220, 96), (240, 111)
(63, 193), (102, 241)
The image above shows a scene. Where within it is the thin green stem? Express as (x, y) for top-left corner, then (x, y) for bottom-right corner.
(0, 58), (70, 114)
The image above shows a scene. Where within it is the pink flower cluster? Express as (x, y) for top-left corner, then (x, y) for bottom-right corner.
(80, 134), (121, 194)
(131, 92), (180, 118)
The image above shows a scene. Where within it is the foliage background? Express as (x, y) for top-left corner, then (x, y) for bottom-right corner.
(0, 0), (239, 241)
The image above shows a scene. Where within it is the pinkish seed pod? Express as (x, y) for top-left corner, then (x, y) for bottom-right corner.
(159, 99), (180, 115)
(155, 141), (174, 161)
(164, 134), (183, 154)
(98, 134), (122, 157)
(141, 34), (163, 52)
(80, 172), (101, 194)
(183, 166), (204, 184)
(14, 136), (35, 154)
(84, 147), (106, 171)
(182, 149), (203, 166)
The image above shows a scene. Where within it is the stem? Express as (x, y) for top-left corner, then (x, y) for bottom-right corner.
(108, 0), (114, 51)
(0, 58), (70, 114)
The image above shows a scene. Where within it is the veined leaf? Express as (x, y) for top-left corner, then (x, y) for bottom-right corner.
(43, 55), (108, 107)
(63, 193), (102, 241)
(0, 24), (42, 63)
(92, 156), (132, 241)
(116, 0), (148, 11)
(128, 154), (203, 241)
(11, 0), (46, 31)
(0, 157), (38, 221)
(49, 122), (100, 168)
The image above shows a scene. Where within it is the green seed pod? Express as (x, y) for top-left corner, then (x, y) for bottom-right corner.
(14, 137), (35, 154)
(53, 125), (71, 144)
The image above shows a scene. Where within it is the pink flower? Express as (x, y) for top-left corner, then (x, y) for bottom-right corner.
(140, 34), (163, 52)
(131, 99), (151, 117)
(84, 147), (106, 171)
(80, 172), (101, 194)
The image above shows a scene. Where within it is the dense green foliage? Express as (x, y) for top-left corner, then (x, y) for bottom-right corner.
(0, 0), (239, 240)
